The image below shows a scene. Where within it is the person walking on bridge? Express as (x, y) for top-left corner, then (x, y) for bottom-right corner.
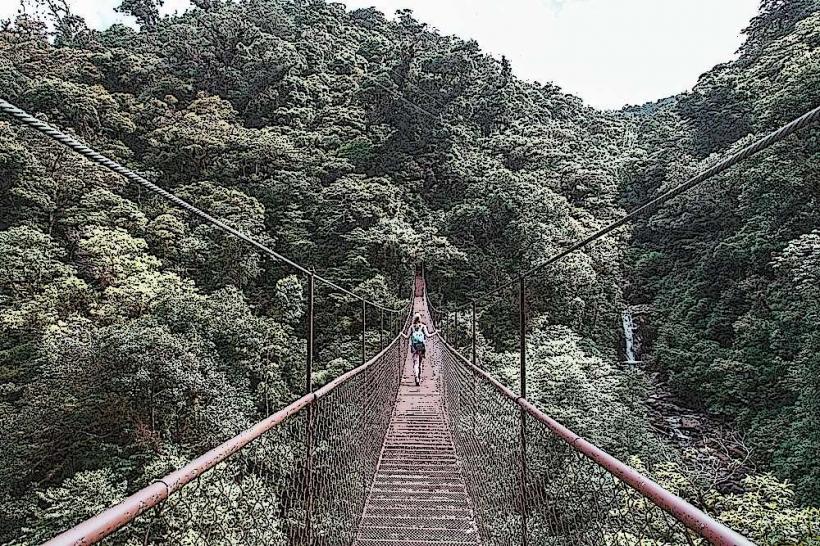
(409, 313), (432, 386)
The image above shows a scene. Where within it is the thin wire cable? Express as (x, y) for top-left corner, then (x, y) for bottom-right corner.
(362, 75), (480, 152)
(0, 97), (403, 313)
(451, 103), (820, 311)
(335, 39), (475, 142)
(366, 74), (445, 123)
(338, 38), (507, 162)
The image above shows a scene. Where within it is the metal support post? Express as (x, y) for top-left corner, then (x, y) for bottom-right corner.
(361, 299), (367, 365)
(455, 309), (459, 347)
(471, 301), (477, 367)
(519, 275), (528, 546)
(305, 271), (315, 544)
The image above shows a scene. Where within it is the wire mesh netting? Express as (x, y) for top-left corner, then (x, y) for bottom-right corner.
(72, 333), (406, 546)
(435, 336), (709, 546)
(309, 337), (405, 543)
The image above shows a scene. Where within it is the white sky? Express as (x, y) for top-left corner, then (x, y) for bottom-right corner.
(1, 0), (761, 109)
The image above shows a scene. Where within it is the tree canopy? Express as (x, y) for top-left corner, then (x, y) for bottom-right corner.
(1, 0), (819, 543)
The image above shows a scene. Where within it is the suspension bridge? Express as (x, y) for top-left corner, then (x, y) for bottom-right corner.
(34, 271), (750, 546)
(2, 96), (820, 546)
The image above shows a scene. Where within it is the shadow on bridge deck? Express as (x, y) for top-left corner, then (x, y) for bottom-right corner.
(355, 295), (481, 545)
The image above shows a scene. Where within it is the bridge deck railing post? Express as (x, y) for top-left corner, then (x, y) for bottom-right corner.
(519, 275), (528, 546)
(471, 301), (477, 437)
(305, 271), (315, 545)
(455, 308), (459, 348)
(471, 302), (476, 367)
(361, 299), (366, 365)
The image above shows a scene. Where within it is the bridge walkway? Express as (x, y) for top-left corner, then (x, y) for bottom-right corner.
(354, 293), (481, 546)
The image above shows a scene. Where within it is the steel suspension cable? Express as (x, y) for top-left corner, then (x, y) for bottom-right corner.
(452, 103), (820, 311)
(0, 97), (402, 313)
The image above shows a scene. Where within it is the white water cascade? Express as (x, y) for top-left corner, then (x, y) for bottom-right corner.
(622, 309), (639, 364)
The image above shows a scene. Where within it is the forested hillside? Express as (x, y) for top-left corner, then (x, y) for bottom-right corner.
(623, 0), (820, 508)
(0, 0), (818, 543)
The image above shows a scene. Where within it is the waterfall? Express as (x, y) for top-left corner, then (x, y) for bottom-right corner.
(622, 309), (638, 363)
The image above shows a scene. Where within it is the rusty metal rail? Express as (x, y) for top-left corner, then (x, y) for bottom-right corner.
(422, 259), (754, 545)
(40, 273), (755, 546)
(43, 322), (410, 546)
(425, 267), (754, 546)
(42, 394), (314, 546)
(436, 337), (753, 545)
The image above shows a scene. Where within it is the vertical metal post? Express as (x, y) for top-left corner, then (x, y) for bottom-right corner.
(380, 309), (384, 350)
(306, 272), (315, 395)
(359, 297), (368, 507)
(455, 309), (459, 347)
(361, 299), (367, 365)
(519, 276), (527, 398)
(519, 275), (528, 545)
(305, 271), (315, 544)
(471, 301), (477, 367)
(471, 300), (477, 438)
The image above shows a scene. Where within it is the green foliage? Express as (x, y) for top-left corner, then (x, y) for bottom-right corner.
(487, 323), (658, 458)
(627, 0), (820, 506)
(116, 0), (164, 29)
(0, 226), (90, 337)
(1, 0), (818, 542)
(32, 469), (128, 538)
(647, 461), (820, 545)
(710, 474), (820, 544)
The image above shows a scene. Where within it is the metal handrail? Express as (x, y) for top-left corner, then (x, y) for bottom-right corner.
(43, 318), (413, 546)
(439, 337), (754, 546)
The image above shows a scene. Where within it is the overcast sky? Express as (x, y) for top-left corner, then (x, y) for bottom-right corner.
(1, 0), (761, 109)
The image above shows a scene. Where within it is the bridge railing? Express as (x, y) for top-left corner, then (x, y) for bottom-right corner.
(0, 97), (422, 545)
(421, 103), (820, 546)
(43, 319), (408, 546)
(432, 334), (753, 546)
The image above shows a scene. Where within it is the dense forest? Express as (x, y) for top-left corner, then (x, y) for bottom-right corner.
(0, 0), (818, 543)
(623, 0), (820, 506)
